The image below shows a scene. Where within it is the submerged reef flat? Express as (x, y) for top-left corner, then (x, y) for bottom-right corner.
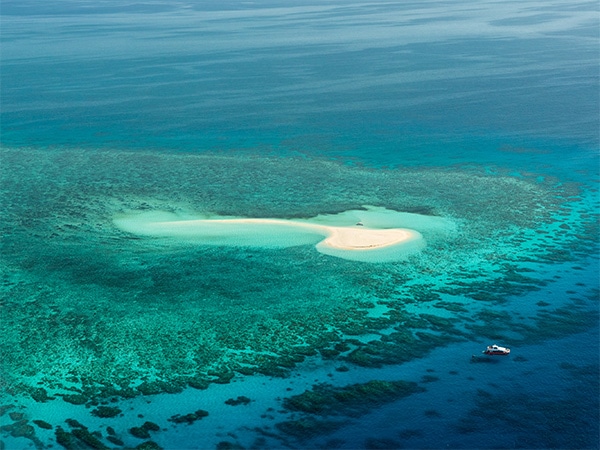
(275, 380), (424, 441)
(0, 147), (598, 403)
(282, 379), (424, 417)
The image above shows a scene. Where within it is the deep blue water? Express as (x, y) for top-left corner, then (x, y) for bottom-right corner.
(1, 1), (598, 449)
(2, 0), (598, 159)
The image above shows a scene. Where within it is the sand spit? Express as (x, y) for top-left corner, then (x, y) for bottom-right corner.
(114, 207), (438, 263)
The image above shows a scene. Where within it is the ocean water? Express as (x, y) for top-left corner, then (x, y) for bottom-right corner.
(0, 1), (598, 449)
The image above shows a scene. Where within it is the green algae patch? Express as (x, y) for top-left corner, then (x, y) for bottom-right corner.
(55, 426), (75, 448)
(29, 388), (53, 403)
(130, 426), (151, 439)
(168, 409), (209, 425)
(90, 406), (122, 418)
(225, 396), (252, 406)
(282, 380), (424, 417)
(276, 380), (426, 441)
(33, 420), (53, 430)
(275, 417), (346, 440)
(71, 428), (109, 449)
(61, 394), (88, 405)
(464, 300), (599, 345)
(135, 442), (163, 450)
(0, 146), (597, 401)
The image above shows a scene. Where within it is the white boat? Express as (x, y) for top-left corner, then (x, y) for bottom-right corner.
(482, 344), (510, 356)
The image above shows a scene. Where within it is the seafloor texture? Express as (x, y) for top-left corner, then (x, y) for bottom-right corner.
(1, 147), (597, 432)
(1, 0), (598, 447)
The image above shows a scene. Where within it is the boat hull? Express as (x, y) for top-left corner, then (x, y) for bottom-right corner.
(483, 350), (510, 356)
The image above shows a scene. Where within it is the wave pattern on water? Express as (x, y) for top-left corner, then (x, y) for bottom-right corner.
(1, 0), (598, 448)
(1, 0), (598, 152)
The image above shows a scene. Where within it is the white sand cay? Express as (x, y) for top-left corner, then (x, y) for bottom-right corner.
(114, 206), (454, 263)
(321, 226), (417, 250)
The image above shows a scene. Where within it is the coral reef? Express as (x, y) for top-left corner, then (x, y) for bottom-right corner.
(282, 380), (424, 417)
(225, 396), (252, 406)
(90, 406), (122, 418)
(168, 410), (209, 425)
(0, 147), (597, 404)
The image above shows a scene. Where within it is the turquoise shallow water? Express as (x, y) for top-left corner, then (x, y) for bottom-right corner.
(1, 1), (599, 449)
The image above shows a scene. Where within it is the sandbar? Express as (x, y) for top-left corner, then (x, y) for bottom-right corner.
(114, 207), (433, 263)
(321, 226), (417, 250)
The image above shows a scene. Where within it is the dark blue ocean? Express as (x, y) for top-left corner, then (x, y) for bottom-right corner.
(1, 1), (598, 449)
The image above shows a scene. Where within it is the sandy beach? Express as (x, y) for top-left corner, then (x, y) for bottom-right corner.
(321, 226), (418, 250)
(114, 209), (428, 262)
(154, 217), (420, 251)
